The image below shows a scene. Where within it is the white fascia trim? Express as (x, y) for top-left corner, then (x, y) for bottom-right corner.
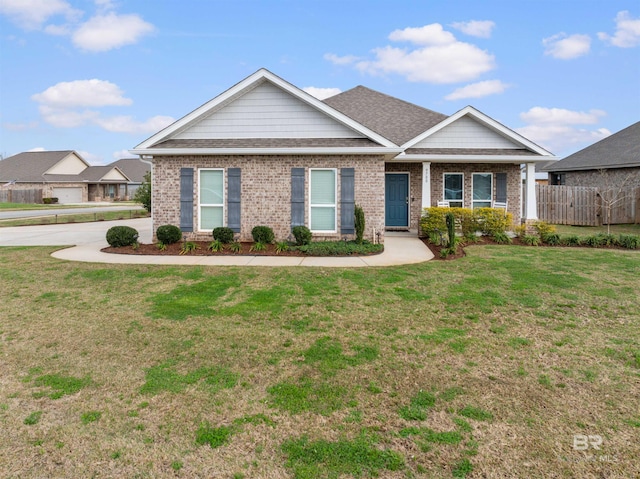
(401, 105), (554, 157)
(391, 154), (556, 163)
(129, 147), (403, 158)
(134, 68), (397, 150)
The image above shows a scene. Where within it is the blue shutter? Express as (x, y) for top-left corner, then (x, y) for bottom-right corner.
(340, 168), (355, 234)
(227, 168), (241, 233)
(291, 168), (305, 229)
(495, 173), (507, 203)
(180, 168), (193, 232)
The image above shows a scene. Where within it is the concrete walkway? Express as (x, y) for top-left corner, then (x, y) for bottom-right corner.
(0, 218), (434, 267)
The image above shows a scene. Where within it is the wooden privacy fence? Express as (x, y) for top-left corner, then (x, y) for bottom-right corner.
(536, 185), (640, 226)
(0, 188), (43, 204)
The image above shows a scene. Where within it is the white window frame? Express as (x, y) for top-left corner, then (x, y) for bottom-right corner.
(309, 168), (337, 233)
(472, 172), (493, 209)
(443, 172), (464, 208)
(198, 168), (225, 232)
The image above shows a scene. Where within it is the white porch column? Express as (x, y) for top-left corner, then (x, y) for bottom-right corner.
(524, 162), (538, 221)
(421, 162), (431, 209)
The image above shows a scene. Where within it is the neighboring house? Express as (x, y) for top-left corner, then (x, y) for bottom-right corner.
(521, 160), (557, 185)
(0, 150), (130, 203)
(544, 121), (640, 187)
(131, 69), (554, 243)
(106, 158), (151, 198)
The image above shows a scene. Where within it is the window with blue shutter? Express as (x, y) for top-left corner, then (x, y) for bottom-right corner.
(227, 168), (241, 233)
(180, 168), (194, 232)
(340, 168), (355, 234)
(291, 168), (305, 229)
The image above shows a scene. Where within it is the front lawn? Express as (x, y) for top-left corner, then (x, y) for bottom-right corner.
(0, 245), (638, 477)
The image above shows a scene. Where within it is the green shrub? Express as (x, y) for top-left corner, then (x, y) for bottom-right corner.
(43, 197), (59, 204)
(133, 171), (151, 213)
(533, 221), (556, 238)
(156, 224), (182, 244)
(275, 241), (289, 253)
(213, 227), (235, 244)
(561, 235), (582, 246)
(251, 226), (275, 244)
(292, 225), (312, 246)
(428, 231), (445, 246)
(492, 231), (512, 244)
(457, 208), (480, 236)
(180, 242), (198, 254)
(542, 233), (561, 245)
(583, 235), (604, 247)
(106, 226), (139, 247)
(446, 212), (456, 249)
(475, 208), (513, 235)
(229, 241), (242, 253)
(294, 241), (383, 256)
(250, 242), (266, 252)
(354, 204), (365, 244)
(618, 234), (640, 249)
(208, 240), (223, 252)
(420, 207), (450, 235)
(522, 234), (540, 246)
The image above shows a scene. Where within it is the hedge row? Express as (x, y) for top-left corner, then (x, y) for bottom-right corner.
(421, 207), (513, 236)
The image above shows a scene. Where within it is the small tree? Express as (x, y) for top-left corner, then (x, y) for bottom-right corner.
(594, 169), (640, 234)
(354, 204), (365, 244)
(134, 171), (151, 213)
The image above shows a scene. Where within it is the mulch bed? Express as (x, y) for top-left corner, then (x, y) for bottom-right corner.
(102, 241), (381, 257)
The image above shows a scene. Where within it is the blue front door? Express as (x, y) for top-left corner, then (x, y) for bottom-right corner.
(385, 173), (409, 227)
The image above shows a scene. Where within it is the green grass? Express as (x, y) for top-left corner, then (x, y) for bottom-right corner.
(0, 244), (638, 477)
(281, 434), (404, 478)
(554, 223), (640, 237)
(0, 208), (148, 227)
(81, 411), (102, 424)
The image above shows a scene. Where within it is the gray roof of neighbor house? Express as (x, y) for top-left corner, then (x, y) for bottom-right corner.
(323, 86), (448, 146)
(0, 150), (81, 182)
(544, 121), (640, 172)
(81, 166), (129, 183)
(107, 158), (150, 183)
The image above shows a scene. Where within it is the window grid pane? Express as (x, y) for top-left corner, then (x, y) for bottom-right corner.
(201, 206), (223, 229)
(201, 170), (224, 205)
(444, 173), (463, 208)
(473, 173), (492, 201)
(310, 169), (336, 231)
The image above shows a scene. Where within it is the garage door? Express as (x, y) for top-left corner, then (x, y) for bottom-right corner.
(52, 187), (83, 204)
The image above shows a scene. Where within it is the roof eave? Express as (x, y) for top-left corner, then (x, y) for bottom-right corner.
(130, 147), (403, 160)
(394, 154), (556, 163)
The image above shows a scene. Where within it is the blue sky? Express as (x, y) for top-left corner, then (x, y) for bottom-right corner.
(1, 0), (639, 164)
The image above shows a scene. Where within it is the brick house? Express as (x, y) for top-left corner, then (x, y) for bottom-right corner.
(131, 69), (554, 243)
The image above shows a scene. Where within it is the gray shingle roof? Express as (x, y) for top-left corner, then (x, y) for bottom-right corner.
(107, 158), (150, 183)
(151, 138), (382, 149)
(323, 86), (448, 146)
(545, 121), (640, 172)
(0, 150), (77, 182)
(81, 166), (129, 183)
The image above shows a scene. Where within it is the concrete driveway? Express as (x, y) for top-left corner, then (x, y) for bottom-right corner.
(0, 218), (152, 246)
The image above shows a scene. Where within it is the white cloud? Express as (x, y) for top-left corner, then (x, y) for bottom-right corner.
(32, 79), (132, 108)
(0, 0), (81, 30)
(303, 87), (342, 100)
(445, 80), (509, 100)
(388, 24), (456, 45)
(78, 149), (104, 165)
(324, 53), (360, 65)
(37, 105), (100, 128)
(28, 147), (46, 152)
(93, 115), (175, 134)
(543, 33), (591, 59)
(334, 23), (495, 84)
(520, 107), (605, 125)
(72, 12), (155, 52)
(2, 120), (39, 131)
(112, 149), (136, 160)
(598, 11), (640, 48)
(517, 107), (610, 154)
(450, 20), (495, 38)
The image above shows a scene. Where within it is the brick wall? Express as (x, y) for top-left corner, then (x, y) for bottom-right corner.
(430, 163), (522, 223)
(564, 168), (640, 188)
(152, 155), (386, 243)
